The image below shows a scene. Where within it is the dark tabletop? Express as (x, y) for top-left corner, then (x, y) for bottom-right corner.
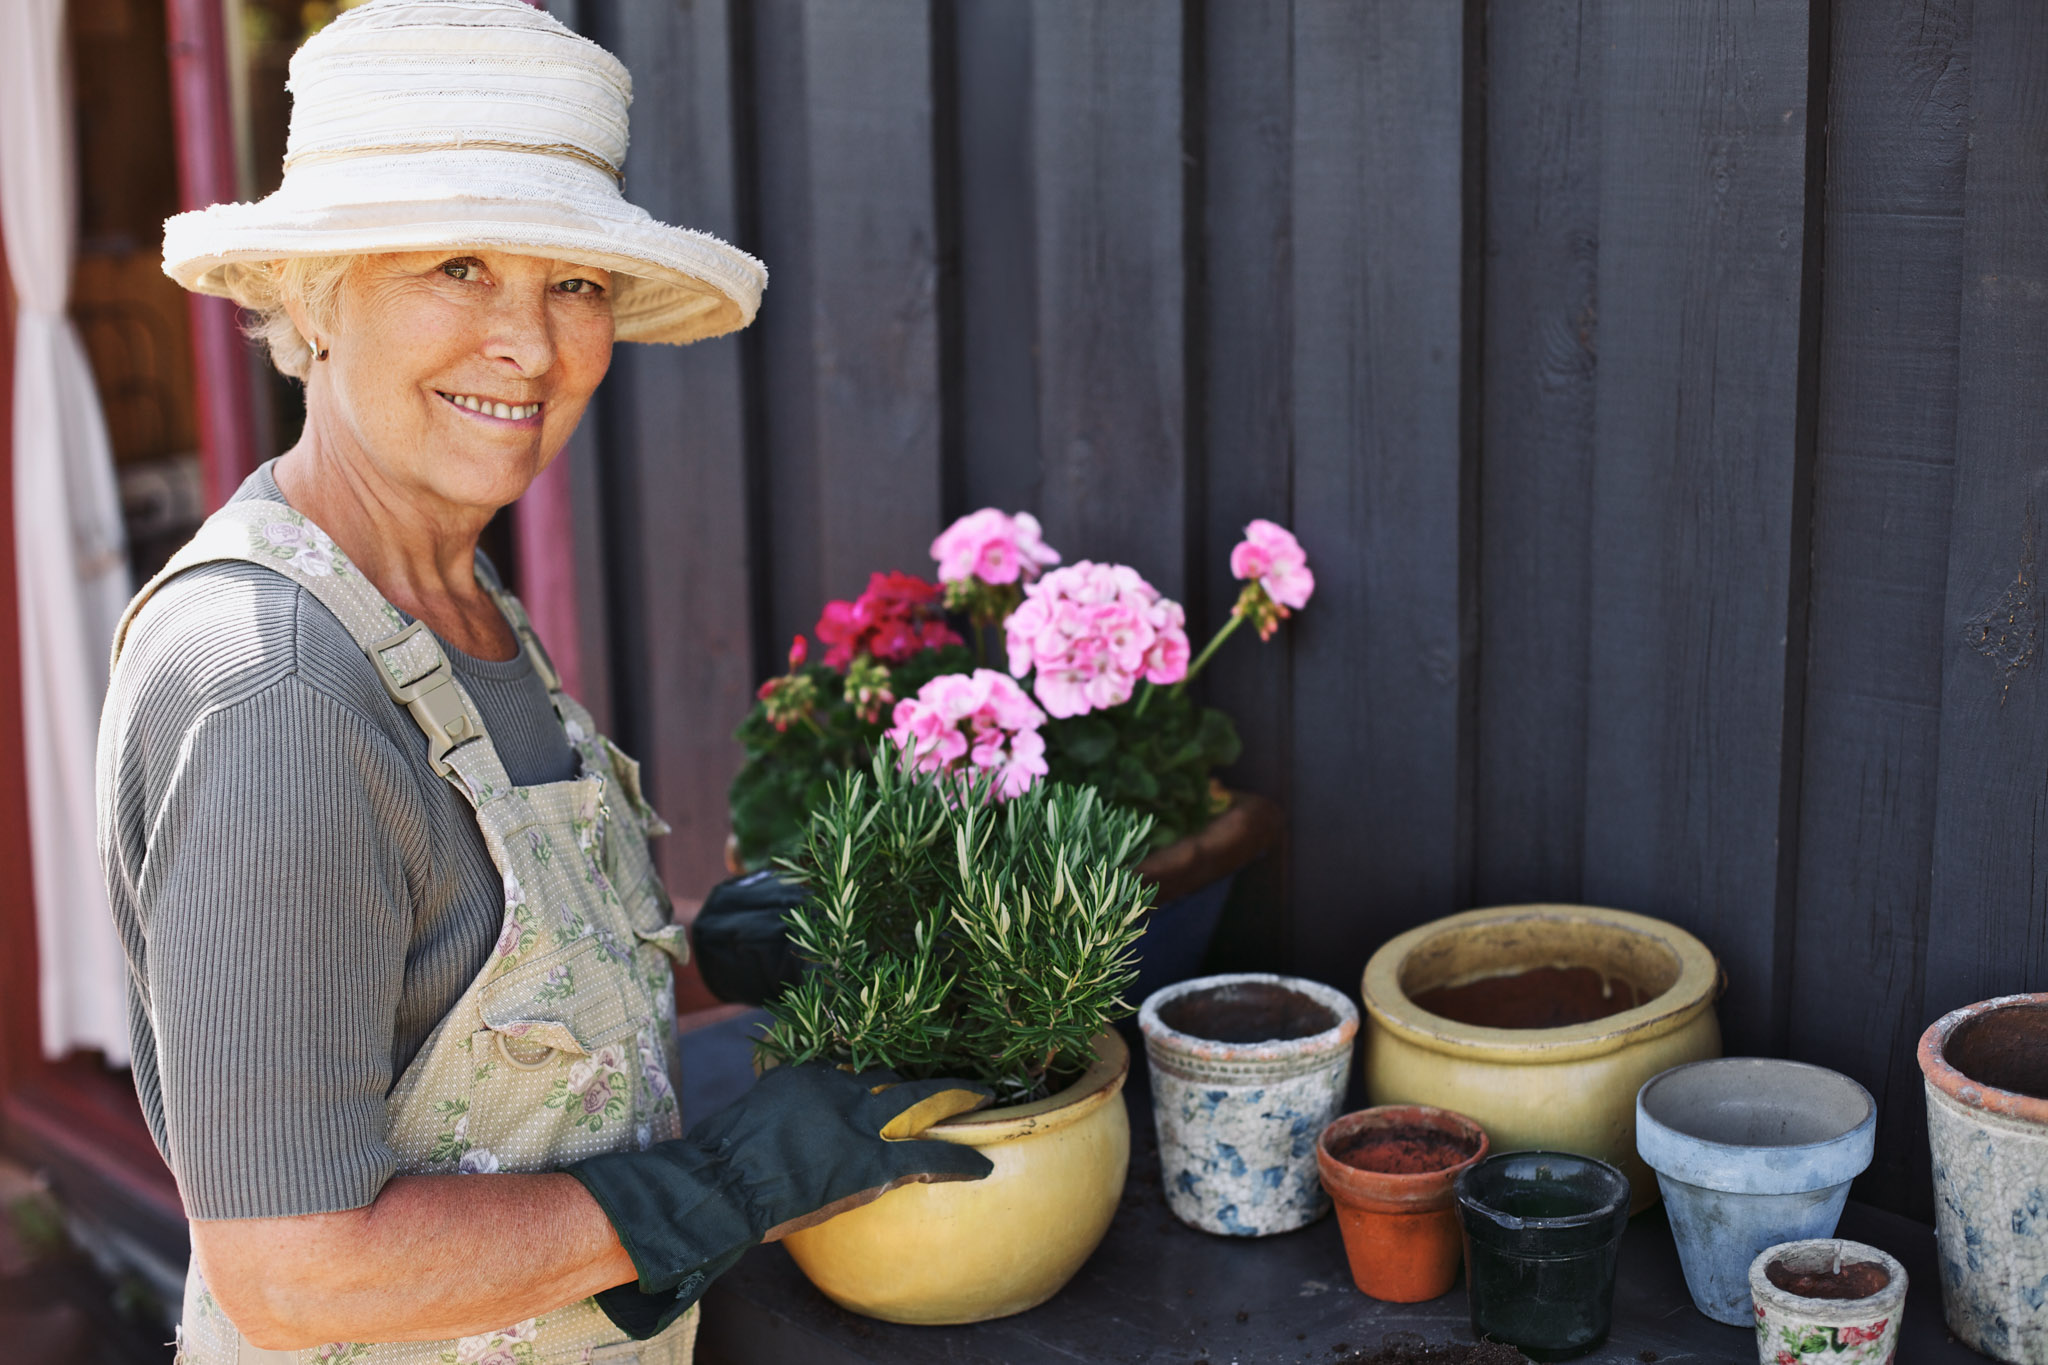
(681, 1021), (1982, 1365)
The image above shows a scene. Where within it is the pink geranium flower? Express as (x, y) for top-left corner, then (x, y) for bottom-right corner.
(931, 509), (1061, 586)
(1227, 519), (1314, 641)
(1004, 561), (1189, 718)
(886, 670), (1048, 800)
(1230, 519), (1314, 610)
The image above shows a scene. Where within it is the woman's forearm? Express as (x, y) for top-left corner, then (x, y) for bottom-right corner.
(191, 1173), (638, 1349)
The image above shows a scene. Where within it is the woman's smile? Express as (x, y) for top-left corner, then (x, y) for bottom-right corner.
(435, 389), (545, 426)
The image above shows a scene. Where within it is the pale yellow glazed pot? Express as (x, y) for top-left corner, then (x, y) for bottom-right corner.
(780, 1030), (1131, 1324)
(1360, 904), (1720, 1212)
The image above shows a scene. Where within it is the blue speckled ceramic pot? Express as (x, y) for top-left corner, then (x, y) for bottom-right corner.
(1139, 973), (1358, 1237)
(1920, 994), (2048, 1365)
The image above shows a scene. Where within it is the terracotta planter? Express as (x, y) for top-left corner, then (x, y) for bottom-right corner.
(1919, 993), (2048, 1364)
(780, 1031), (1130, 1325)
(1316, 1105), (1488, 1302)
(1748, 1239), (1906, 1365)
(1361, 903), (1722, 1211)
(1140, 973), (1357, 1236)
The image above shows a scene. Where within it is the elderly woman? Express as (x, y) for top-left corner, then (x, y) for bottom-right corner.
(98, 3), (988, 1361)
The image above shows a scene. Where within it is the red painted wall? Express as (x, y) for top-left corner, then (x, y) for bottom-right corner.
(0, 221), (43, 1091)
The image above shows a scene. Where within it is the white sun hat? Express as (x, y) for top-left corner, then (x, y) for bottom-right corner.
(161, 0), (765, 345)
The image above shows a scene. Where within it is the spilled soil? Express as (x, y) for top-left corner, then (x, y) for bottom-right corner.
(1766, 1258), (1891, 1300)
(1413, 965), (1645, 1029)
(1331, 1123), (1479, 1175)
(1332, 1339), (1528, 1364)
(1159, 980), (1337, 1043)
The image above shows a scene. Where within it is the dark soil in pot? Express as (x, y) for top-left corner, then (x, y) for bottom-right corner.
(1764, 1258), (1891, 1300)
(1156, 979), (1337, 1042)
(1412, 966), (1645, 1029)
(1330, 1124), (1481, 1175)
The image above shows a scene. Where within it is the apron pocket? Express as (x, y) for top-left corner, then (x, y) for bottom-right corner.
(634, 923), (691, 966)
(479, 938), (637, 1059)
(460, 940), (653, 1158)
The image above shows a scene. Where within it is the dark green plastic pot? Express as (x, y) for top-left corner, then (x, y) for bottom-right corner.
(1454, 1150), (1631, 1361)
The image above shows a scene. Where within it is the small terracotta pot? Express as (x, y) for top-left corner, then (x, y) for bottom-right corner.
(1316, 1104), (1489, 1302)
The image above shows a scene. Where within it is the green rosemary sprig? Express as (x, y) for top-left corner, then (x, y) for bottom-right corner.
(755, 747), (1155, 1103)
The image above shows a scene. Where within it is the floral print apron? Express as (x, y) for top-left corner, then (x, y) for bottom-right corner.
(112, 501), (697, 1365)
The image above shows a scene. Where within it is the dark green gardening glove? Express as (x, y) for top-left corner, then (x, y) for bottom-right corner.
(567, 1062), (995, 1339)
(688, 870), (809, 1005)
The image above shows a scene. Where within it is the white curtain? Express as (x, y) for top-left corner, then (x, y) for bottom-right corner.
(0, 0), (136, 1063)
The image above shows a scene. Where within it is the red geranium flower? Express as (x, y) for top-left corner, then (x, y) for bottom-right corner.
(815, 571), (961, 668)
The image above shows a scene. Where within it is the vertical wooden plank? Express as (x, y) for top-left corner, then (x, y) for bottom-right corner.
(1789, 0), (1968, 1221)
(1028, 0), (1186, 596)
(165, 0), (261, 507)
(954, 1), (1041, 517)
(564, 415), (614, 737)
(804, 2), (943, 600)
(1199, 0), (1294, 969)
(749, 0), (820, 644)
(1925, 2), (2048, 1016)
(754, 0), (943, 643)
(1287, 0), (1470, 987)
(1579, 0), (1819, 1057)
(1472, 0), (1602, 906)
(584, 0), (755, 902)
(511, 461), (586, 699)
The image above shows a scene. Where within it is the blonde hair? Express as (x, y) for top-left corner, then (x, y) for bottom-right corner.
(235, 255), (360, 379)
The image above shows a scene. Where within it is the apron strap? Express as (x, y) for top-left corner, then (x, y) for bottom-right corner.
(480, 571), (565, 698)
(113, 499), (515, 808)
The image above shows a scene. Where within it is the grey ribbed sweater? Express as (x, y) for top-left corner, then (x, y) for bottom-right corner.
(96, 463), (575, 1220)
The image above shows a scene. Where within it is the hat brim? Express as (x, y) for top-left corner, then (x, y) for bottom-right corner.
(162, 150), (765, 346)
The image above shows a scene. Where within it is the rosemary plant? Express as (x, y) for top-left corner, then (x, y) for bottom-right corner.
(756, 748), (1157, 1104)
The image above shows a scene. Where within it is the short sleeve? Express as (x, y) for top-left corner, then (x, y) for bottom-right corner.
(142, 674), (425, 1220)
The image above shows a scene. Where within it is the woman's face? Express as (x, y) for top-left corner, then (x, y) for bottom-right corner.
(301, 249), (615, 515)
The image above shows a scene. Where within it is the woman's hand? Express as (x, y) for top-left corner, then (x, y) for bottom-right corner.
(190, 1172), (635, 1349)
(565, 1064), (994, 1338)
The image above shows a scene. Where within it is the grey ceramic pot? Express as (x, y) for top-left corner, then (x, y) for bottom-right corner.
(1636, 1058), (1876, 1325)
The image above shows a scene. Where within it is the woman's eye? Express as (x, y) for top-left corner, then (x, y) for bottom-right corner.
(440, 259), (479, 281)
(558, 278), (604, 295)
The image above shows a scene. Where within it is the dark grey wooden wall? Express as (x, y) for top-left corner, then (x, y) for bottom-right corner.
(550, 0), (2048, 1220)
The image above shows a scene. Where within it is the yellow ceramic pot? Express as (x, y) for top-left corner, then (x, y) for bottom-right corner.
(780, 1031), (1130, 1324)
(1360, 904), (1720, 1211)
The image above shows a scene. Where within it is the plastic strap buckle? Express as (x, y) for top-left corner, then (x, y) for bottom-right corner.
(369, 621), (478, 776)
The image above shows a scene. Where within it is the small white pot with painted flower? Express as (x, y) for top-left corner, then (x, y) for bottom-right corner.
(1748, 1239), (1906, 1365)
